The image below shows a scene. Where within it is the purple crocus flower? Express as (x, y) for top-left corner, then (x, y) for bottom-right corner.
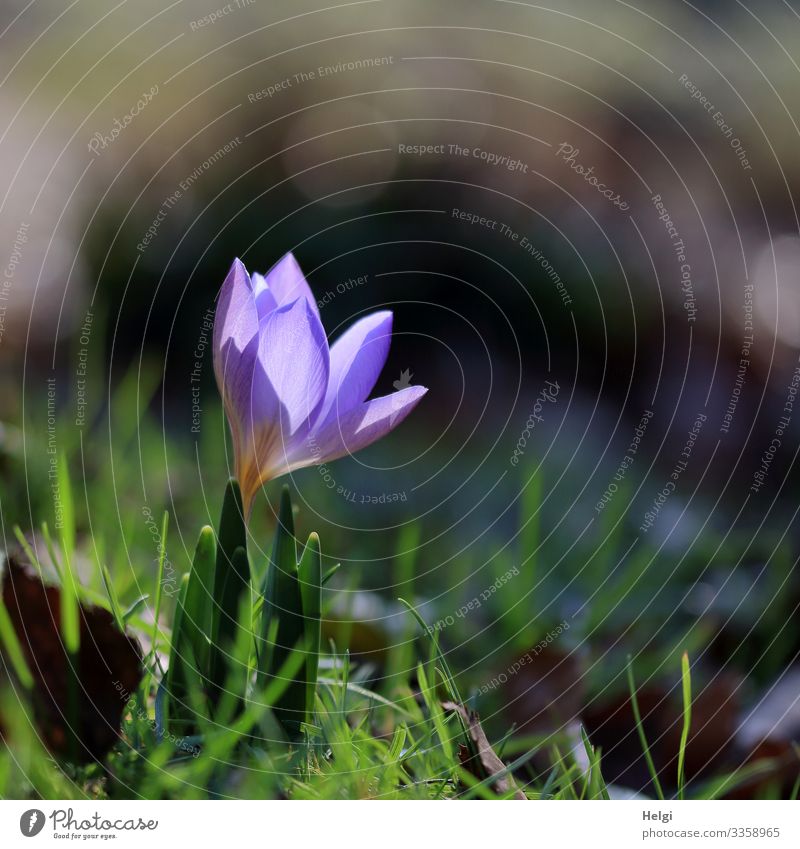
(213, 254), (427, 515)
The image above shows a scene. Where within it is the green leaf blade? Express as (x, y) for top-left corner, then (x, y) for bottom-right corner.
(298, 531), (322, 725)
(259, 486), (305, 735)
(211, 480), (250, 698)
(183, 526), (216, 675)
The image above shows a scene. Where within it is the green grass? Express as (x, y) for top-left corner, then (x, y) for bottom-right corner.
(677, 651), (692, 800)
(1, 356), (798, 800)
(626, 655), (665, 801)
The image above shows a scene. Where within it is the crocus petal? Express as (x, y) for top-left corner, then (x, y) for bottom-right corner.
(263, 253), (320, 319)
(237, 387), (288, 518)
(315, 311), (393, 429)
(218, 335), (258, 427)
(218, 332), (296, 516)
(215, 335), (270, 512)
(256, 297), (330, 438)
(288, 385), (427, 472)
(213, 258), (258, 388)
(250, 272), (279, 321)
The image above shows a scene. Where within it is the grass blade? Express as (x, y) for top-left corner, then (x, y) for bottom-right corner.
(165, 573), (192, 735)
(211, 479), (248, 654)
(677, 651), (692, 800)
(0, 596), (34, 689)
(626, 655), (665, 800)
(123, 594), (149, 623)
(211, 481), (250, 697)
(59, 547), (80, 763)
(99, 563), (124, 629)
(397, 597), (462, 704)
(13, 527), (48, 578)
(298, 531), (321, 725)
(259, 486), (305, 734)
(151, 511), (169, 649)
(183, 526), (216, 675)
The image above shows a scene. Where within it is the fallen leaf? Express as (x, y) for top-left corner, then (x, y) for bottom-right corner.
(1, 551), (143, 762)
(443, 701), (527, 799)
(730, 666), (800, 798)
(584, 671), (743, 794)
(583, 685), (667, 793)
(501, 646), (585, 735)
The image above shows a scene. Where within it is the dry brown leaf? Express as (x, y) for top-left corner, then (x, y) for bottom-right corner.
(443, 700), (527, 799)
(1, 551), (143, 762)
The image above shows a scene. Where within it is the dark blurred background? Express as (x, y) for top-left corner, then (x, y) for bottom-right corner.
(3, 3), (800, 518)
